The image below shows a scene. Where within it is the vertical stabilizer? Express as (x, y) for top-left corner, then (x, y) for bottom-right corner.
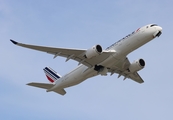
(43, 67), (61, 83)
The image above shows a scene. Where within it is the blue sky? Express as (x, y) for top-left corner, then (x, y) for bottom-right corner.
(1, 0), (173, 120)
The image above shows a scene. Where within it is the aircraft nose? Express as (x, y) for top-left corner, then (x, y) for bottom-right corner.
(157, 26), (162, 31)
(153, 26), (162, 37)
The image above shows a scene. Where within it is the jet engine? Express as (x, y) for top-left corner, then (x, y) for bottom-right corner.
(84, 45), (102, 59)
(129, 59), (145, 73)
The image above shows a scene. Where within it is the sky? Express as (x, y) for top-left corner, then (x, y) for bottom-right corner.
(0, 0), (173, 120)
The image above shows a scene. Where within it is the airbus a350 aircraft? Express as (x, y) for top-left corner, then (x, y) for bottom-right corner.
(11, 24), (162, 95)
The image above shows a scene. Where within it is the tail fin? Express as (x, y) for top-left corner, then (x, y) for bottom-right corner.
(43, 67), (61, 83)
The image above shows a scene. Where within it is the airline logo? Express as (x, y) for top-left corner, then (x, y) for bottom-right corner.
(43, 67), (61, 83)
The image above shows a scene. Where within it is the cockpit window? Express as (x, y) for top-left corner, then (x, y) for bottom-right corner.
(150, 24), (158, 27)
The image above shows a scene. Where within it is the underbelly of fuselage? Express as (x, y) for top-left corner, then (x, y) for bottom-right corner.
(54, 65), (98, 89)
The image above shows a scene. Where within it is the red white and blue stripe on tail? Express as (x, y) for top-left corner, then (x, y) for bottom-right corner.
(43, 67), (61, 83)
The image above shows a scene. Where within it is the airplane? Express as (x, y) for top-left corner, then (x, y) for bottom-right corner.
(10, 24), (162, 95)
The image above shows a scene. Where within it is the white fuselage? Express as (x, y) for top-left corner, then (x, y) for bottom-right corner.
(51, 24), (162, 91)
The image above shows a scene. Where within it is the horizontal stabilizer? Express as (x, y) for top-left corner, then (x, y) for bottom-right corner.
(27, 82), (54, 89)
(54, 89), (66, 95)
(27, 82), (66, 95)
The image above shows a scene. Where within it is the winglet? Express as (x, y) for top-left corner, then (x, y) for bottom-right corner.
(10, 39), (18, 44)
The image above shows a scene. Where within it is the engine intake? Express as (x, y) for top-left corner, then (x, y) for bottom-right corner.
(129, 59), (145, 73)
(84, 45), (102, 59)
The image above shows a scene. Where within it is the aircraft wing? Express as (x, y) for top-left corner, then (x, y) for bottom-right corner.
(109, 57), (144, 83)
(10, 40), (143, 83)
(10, 40), (113, 67)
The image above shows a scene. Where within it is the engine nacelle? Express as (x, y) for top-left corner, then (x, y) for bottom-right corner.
(129, 59), (145, 73)
(84, 45), (102, 59)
